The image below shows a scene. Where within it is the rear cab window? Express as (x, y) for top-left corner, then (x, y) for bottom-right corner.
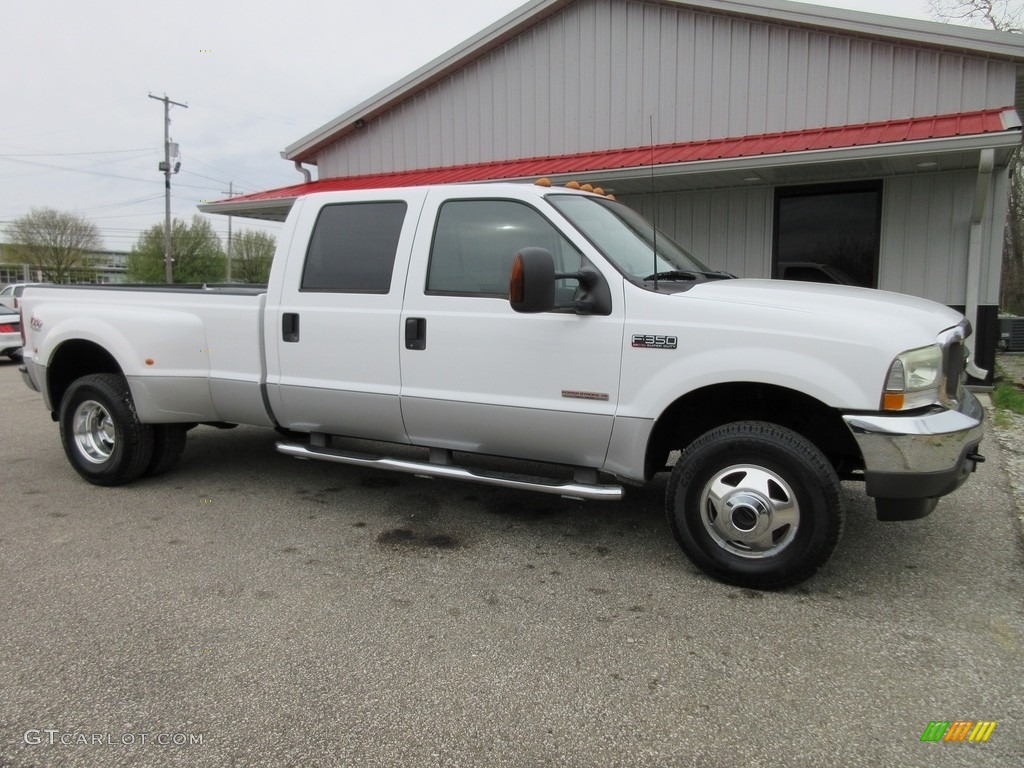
(301, 201), (408, 293)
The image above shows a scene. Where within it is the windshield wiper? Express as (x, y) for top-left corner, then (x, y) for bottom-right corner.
(642, 270), (698, 282)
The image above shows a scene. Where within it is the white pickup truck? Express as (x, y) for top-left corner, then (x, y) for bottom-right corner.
(18, 181), (985, 588)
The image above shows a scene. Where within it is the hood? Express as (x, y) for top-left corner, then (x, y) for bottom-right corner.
(681, 278), (965, 343)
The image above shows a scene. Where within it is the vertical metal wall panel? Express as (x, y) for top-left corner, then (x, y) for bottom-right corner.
(879, 172), (973, 304)
(622, 187), (771, 279)
(314, 0), (1018, 178)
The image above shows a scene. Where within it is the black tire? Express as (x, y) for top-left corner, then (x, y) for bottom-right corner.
(143, 424), (188, 477)
(666, 421), (843, 589)
(59, 373), (154, 486)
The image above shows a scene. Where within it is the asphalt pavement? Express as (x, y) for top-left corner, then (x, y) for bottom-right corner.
(0, 358), (1021, 768)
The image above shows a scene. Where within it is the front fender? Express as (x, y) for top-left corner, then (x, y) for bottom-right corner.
(617, 343), (882, 420)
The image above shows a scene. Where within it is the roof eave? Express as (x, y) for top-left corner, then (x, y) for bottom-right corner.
(197, 197), (298, 221)
(681, 0), (1024, 60)
(577, 129), (1024, 185)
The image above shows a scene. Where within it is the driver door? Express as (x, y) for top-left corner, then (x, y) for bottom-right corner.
(399, 191), (624, 468)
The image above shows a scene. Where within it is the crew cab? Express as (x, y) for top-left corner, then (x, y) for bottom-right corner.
(18, 181), (985, 588)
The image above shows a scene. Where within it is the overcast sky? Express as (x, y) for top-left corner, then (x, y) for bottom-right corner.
(0, 0), (952, 252)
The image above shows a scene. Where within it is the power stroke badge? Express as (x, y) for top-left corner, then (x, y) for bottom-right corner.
(632, 334), (678, 350)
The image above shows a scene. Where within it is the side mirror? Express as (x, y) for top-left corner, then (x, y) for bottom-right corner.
(509, 248), (556, 313)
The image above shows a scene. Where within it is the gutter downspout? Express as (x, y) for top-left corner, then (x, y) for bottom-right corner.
(293, 161), (312, 183)
(965, 148), (994, 380)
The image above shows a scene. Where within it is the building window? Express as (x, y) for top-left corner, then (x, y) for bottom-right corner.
(773, 181), (882, 289)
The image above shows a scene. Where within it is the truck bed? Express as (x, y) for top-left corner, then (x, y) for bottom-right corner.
(20, 283), (273, 426)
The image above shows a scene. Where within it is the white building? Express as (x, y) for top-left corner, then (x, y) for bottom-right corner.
(201, 0), (1023, 378)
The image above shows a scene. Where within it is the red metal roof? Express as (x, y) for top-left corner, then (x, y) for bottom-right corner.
(222, 107), (1017, 204)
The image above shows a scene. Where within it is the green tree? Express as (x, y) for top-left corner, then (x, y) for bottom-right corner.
(230, 229), (276, 283)
(6, 207), (101, 283)
(127, 216), (225, 283)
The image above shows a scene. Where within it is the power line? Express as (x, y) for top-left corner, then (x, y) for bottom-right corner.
(0, 148), (153, 158)
(0, 155), (223, 190)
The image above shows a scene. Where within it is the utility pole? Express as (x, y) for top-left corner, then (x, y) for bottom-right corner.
(148, 93), (188, 284)
(222, 181), (234, 282)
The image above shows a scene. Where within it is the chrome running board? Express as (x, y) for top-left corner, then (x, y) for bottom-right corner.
(276, 441), (624, 501)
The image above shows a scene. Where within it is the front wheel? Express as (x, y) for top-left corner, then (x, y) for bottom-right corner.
(59, 374), (154, 486)
(666, 422), (843, 589)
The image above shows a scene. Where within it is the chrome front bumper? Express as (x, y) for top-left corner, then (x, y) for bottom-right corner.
(842, 389), (985, 520)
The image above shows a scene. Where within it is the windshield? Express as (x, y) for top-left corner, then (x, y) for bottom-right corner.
(547, 194), (716, 283)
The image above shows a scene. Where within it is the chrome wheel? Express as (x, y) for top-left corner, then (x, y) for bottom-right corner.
(59, 374), (154, 486)
(700, 464), (800, 558)
(72, 399), (116, 464)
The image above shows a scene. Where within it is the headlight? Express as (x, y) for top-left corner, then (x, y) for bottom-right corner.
(883, 344), (942, 411)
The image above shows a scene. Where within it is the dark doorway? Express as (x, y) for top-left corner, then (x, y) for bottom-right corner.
(773, 181), (883, 289)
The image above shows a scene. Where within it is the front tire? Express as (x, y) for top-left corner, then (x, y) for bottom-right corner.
(667, 421), (843, 589)
(59, 374), (154, 486)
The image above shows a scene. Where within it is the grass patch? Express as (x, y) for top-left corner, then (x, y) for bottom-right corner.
(993, 382), (1024, 416)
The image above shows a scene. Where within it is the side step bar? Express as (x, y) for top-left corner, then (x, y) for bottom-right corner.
(276, 441), (624, 501)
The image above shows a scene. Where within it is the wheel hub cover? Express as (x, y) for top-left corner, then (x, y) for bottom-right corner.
(700, 465), (800, 559)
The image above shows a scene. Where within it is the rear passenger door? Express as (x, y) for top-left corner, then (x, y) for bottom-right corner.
(265, 190), (426, 441)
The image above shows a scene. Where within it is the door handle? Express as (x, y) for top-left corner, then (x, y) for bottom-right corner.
(405, 317), (426, 350)
(282, 312), (300, 343)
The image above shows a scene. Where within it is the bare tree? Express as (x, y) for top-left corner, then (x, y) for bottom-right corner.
(230, 230), (276, 284)
(929, 1), (1024, 312)
(6, 207), (101, 283)
(1003, 159), (1024, 313)
(927, 0), (1023, 31)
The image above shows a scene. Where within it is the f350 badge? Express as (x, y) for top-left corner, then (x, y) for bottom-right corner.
(632, 334), (677, 349)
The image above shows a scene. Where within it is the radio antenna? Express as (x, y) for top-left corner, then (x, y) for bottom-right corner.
(650, 115), (658, 291)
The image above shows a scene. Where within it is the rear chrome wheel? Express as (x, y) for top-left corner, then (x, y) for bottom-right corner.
(72, 399), (117, 464)
(59, 374), (154, 486)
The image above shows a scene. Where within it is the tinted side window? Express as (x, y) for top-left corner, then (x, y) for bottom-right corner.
(427, 199), (582, 296)
(301, 201), (407, 292)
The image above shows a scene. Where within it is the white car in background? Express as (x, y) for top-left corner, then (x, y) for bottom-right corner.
(0, 283), (48, 311)
(0, 305), (22, 360)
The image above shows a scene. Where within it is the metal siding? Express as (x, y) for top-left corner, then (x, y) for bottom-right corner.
(983, 168), (1010, 304)
(891, 47), (917, 117)
(623, 187), (771, 278)
(744, 18), (770, 134)
(879, 172), (972, 304)
(315, 0), (1018, 177)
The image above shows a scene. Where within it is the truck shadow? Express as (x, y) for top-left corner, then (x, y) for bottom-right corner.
(151, 422), (998, 597)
